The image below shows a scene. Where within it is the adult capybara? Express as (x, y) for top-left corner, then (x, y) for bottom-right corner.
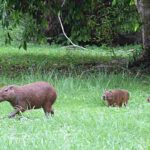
(0, 81), (57, 118)
(102, 89), (129, 107)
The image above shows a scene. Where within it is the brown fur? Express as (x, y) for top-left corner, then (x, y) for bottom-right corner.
(0, 81), (57, 118)
(102, 89), (129, 107)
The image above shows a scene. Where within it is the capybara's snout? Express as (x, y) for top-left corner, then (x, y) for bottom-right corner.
(102, 95), (106, 100)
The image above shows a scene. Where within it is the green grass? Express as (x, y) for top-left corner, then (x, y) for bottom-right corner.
(0, 43), (142, 74)
(0, 72), (150, 150)
(0, 26), (148, 149)
(0, 24), (142, 74)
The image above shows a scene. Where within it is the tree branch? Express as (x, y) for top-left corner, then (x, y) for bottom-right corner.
(61, 0), (66, 7)
(58, 0), (87, 50)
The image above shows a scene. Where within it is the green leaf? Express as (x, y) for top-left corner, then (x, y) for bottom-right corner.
(112, 0), (117, 6)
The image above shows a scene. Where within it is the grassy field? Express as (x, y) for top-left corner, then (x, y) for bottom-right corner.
(0, 29), (149, 149)
(0, 36), (142, 73)
(0, 72), (150, 150)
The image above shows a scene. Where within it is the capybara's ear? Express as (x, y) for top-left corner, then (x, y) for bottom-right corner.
(7, 85), (15, 90)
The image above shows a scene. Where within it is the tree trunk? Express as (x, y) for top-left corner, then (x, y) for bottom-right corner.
(129, 0), (150, 68)
(44, 15), (61, 43)
(137, 0), (150, 51)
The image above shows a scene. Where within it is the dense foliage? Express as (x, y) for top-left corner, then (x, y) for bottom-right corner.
(62, 0), (139, 45)
(0, 0), (139, 48)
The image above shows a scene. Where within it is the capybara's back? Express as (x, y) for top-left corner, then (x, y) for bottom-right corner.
(103, 89), (129, 107)
(19, 82), (57, 108)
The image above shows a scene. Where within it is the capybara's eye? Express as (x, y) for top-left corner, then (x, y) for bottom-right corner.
(4, 89), (8, 92)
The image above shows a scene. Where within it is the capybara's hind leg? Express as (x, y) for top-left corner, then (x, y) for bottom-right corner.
(118, 103), (123, 107)
(50, 108), (54, 116)
(43, 104), (54, 118)
(124, 101), (128, 107)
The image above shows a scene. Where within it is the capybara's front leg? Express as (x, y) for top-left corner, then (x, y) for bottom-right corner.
(8, 109), (20, 118)
(8, 107), (25, 118)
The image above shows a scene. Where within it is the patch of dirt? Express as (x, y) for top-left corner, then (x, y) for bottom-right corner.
(129, 50), (150, 73)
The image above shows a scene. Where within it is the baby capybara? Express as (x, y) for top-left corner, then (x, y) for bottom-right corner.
(0, 81), (57, 118)
(102, 89), (129, 107)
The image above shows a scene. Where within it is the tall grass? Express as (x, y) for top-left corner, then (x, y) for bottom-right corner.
(0, 27), (142, 74)
(0, 72), (150, 150)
